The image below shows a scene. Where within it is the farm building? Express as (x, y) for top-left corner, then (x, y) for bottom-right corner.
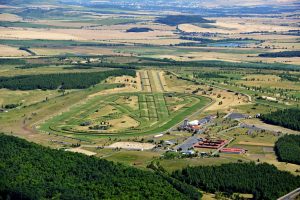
(178, 115), (215, 132)
(194, 138), (227, 149)
(220, 148), (246, 154)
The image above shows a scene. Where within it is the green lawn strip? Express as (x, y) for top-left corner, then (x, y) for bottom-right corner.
(146, 95), (158, 119)
(153, 93), (169, 119)
(138, 93), (149, 119)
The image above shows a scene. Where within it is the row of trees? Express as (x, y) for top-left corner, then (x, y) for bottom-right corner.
(132, 59), (300, 71)
(172, 162), (300, 200)
(194, 72), (227, 79)
(260, 108), (300, 131)
(275, 134), (300, 164)
(279, 74), (299, 82)
(0, 134), (200, 200)
(259, 51), (300, 57)
(0, 69), (136, 90)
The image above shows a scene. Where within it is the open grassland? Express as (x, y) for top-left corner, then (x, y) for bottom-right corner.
(0, 83), (120, 145)
(104, 150), (161, 169)
(0, 44), (30, 57)
(34, 69), (210, 138)
(223, 128), (300, 174)
(159, 155), (250, 173)
(0, 89), (60, 106)
(39, 92), (210, 138)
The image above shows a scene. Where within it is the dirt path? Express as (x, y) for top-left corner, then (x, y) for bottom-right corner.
(149, 70), (164, 92)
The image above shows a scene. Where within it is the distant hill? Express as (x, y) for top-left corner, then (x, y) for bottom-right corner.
(155, 15), (214, 26)
(0, 0), (57, 5)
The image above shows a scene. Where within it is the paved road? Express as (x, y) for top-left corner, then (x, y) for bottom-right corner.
(278, 188), (300, 200)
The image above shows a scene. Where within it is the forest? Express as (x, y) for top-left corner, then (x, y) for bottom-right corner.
(0, 69), (136, 90)
(172, 162), (300, 200)
(260, 108), (300, 131)
(259, 51), (300, 57)
(275, 134), (300, 165)
(0, 134), (200, 200)
(155, 15), (213, 26)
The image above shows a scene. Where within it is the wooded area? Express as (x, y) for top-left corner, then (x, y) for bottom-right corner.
(172, 162), (300, 200)
(155, 15), (213, 26)
(0, 69), (136, 90)
(275, 134), (300, 164)
(259, 51), (300, 57)
(0, 134), (200, 200)
(260, 108), (300, 131)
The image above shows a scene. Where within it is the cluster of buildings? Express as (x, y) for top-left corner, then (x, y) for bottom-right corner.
(193, 138), (246, 155)
(178, 115), (216, 133)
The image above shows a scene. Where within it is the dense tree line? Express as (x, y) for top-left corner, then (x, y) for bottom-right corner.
(279, 74), (299, 82)
(0, 39), (125, 48)
(133, 59), (300, 71)
(275, 135), (300, 164)
(172, 162), (300, 200)
(259, 51), (300, 58)
(174, 42), (205, 47)
(0, 134), (200, 200)
(179, 37), (258, 44)
(18, 47), (36, 56)
(0, 58), (25, 65)
(0, 69), (136, 90)
(179, 36), (213, 43)
(126, 27), (153, 32)
(194, 72), (227, 79)
(155, 15), (213, 26)
(260, 108), (300, 131)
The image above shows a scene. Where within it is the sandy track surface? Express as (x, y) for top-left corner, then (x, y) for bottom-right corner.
(107, 142), (155, 150)
(149, 70), (164, 92)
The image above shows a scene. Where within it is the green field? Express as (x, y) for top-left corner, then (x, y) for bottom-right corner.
(39, 92), (210, 138)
